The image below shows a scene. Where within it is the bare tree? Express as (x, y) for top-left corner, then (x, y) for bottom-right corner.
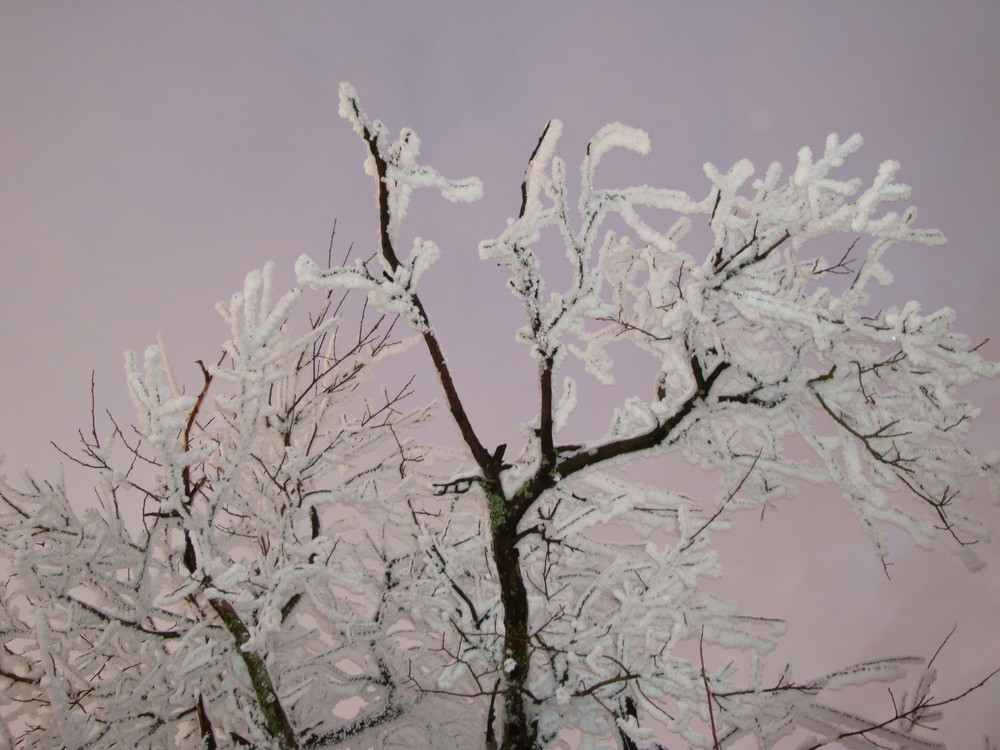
(2, 84), (998, 749)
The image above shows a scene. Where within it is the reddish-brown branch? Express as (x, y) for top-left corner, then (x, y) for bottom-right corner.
(181, 360), (213, 502)
(681, 448), (761, 552)
(800, 664), (1000, 750)
(355, 116), (491, 472)
(700, 628), (720, 750)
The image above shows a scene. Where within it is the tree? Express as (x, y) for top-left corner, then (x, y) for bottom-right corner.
(1, 84), (998, 749)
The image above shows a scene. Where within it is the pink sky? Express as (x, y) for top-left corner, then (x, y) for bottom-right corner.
(2, 3), (998, 746)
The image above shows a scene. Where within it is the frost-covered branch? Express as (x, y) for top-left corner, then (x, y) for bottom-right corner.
(297, 83), (492, 476)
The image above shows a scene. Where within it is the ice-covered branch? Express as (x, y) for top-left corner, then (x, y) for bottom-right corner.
(299, 83), (493, 476)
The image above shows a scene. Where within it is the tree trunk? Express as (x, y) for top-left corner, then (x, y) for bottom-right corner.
(492, 517), (538, 750)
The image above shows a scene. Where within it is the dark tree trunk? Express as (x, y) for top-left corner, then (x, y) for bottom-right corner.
(492, 515), (538, 750)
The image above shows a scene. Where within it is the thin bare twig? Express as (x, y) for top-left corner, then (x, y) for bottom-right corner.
(700, 627), (720, 750)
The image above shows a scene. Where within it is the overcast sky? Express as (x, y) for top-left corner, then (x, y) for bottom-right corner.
(2, 3), (999, 745)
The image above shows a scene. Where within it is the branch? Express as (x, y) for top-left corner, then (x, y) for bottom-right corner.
(700, 627), (720, 750)
(554, 360), (730, 483)
(712, 229), (791, 284)
(353, 108), (491, 472)
(407, 499), (486, 628)
(503, 358), (729, 525)
(67, 595), (184, 640)
(680, 449), (761, 552)
(302, 659), (404, 749)
(520, 124), (559, 474)
(539, 355), (556, 472)
(181, 360), (213, 504)
(208, 597), (299, 749)
(485, 676), (502, 750)
(800, 665), (1000, 750)
(196, 694), (217, 750)
(572, 671), (641, 698)
(809, 372), (971, 545)
(0, 664), (39, 685)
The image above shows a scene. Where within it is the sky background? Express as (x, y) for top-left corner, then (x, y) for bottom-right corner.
(2, 2), (999, 746)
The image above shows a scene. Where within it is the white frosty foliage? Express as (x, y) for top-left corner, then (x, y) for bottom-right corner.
(298, 83), (484, 333)
(326, 91), (993, 747)
(553, 376), (578, 434)
(4, 84), (997, 750)
(293, 86), (999, 750)
(0, 263), (439, 749)
(483, 118), (996, 558)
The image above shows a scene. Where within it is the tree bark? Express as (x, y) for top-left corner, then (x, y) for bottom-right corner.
(491, 510), (538, 750)
(210, 597), (300, 750)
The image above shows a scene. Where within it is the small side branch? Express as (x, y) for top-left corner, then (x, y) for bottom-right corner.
(700, 627), (720, 750)
(681, 449), (761, 552)
(181, 360), (213, 504)
(485, 676), (502, 750)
